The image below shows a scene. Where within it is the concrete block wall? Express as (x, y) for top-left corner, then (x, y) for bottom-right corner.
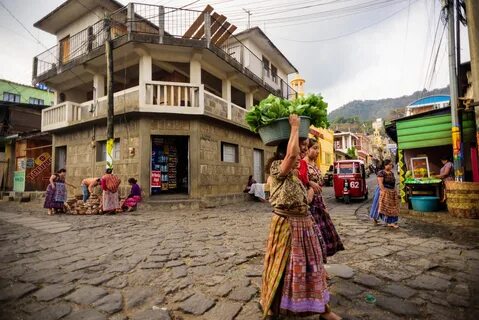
(52, 115), (274, 202)
(53, 119), (141, 198)
(198, 119), (274, 197)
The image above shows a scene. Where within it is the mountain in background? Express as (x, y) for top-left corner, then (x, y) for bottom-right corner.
(328, 86), (450, 123)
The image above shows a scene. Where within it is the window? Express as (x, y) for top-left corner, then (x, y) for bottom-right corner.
(3, 92), (20, 103)
(271, 65), (278, 83)
(262, 56), (270, 77)
(221, 142), (238, 163)
(29, 97), (44, 105)
(96, 139), (120, 162)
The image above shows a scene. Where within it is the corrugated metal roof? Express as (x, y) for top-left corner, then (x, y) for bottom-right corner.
(408, 95), (450, 106)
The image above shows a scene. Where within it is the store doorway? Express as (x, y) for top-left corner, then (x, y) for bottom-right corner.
(151, 136), (189, 196)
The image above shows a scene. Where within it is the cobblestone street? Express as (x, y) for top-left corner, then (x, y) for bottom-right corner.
(1, 184), (479, 320)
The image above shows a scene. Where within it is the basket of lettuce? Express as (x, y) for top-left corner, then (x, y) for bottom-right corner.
(245, 94), (329, 146)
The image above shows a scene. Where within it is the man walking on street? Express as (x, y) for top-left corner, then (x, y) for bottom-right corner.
(81, 177), (101, 202)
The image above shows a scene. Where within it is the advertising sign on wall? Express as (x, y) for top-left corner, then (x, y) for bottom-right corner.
(151, 170), (161, 187)
(13, 171), (26, 192)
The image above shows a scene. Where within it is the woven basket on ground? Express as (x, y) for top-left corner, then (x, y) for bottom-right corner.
(445, 181), (479, 219)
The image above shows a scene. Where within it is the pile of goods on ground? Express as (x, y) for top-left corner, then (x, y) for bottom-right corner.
(66, 194), (103, 215)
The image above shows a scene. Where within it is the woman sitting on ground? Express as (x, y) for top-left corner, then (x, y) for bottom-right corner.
(121, 178), (142, 212)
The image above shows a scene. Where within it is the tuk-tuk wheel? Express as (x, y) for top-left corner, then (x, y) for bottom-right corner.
(344, 195), (351, 204)
(364, 192), (368, 200)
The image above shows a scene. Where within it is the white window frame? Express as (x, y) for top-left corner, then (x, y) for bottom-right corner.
(221, 142), (238, 163)
(3, 92), (20, 103)
(96, 139), (120, 162)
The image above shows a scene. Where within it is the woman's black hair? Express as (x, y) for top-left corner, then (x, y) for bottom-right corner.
(383, 159), (392, 167)
(57, 168), (66, 173)
(440, 156), (451, 162)
(128, 178), (137, 184)
(265, 140), (288, 174)
(308, 137), (318, 148)
(106, 168), (113, 174)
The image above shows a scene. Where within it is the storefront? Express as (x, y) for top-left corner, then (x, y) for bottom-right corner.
(150, 136), (189, 196)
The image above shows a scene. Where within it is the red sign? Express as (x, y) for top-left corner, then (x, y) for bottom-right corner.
(151, 170), (161, 187)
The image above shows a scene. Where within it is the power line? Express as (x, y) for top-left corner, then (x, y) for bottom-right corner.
(277, 1), (415, 43)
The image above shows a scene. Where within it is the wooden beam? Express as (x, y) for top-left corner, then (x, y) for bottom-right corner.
(211, 21), (230, 44)
(192, 11), (218, 40)
(183, 5), (213, 38)
(215, 24), (237, 47)
(210, 14), (226, 37)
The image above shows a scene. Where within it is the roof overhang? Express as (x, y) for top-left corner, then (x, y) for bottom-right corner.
(234, 27), (298, 74)
(34, 0), (124, 34)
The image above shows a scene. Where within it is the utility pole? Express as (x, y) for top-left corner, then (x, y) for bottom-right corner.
(105, 16), (114, 170)
(465, 0), (479, 162)
(243, 8), (252, 29)
(447, 0), (463, 181)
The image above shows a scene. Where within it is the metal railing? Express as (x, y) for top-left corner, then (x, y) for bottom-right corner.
(33, 2), (296, 99)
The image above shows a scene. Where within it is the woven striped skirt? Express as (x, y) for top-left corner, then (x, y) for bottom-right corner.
(260, 213), (330, 318)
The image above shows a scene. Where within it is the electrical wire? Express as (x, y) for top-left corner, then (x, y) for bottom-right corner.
(276, 1), (415, 43)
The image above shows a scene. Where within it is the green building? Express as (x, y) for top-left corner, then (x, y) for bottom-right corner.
(0, 79), (54, 106)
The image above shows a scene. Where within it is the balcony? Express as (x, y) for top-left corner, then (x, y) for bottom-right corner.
(41, 81), (248, 132)
(33, 3), (296, 99)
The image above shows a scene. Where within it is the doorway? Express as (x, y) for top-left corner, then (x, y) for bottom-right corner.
(151, 136), (189, 196)
(253, 148), (264, 183)
(55, 146), (67, 171)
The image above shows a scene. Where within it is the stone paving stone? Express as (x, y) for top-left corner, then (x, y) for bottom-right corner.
(325, 264), (355, 279)
(171, 266), (187, 279)
(406, 274), (451, 291)
(33, 283), (75, 301)
(129, 310), (171, 320)
(29, 303), (72, 320)
(446, 283), (470, 307)
(93, 292), (123, 314)
(234, 301), (262, 320)
(125, 287), (155, 308)
(65, 285), (108, 305)
(0, 282), (37, 301)
(204, 301), (242, 320)
(63, 309), (106, 320)
(178, 293), (216, 315)
(164, 260), (184, 268)
(80, 273), (116, 286)
(352, 273), (384, 288)
(330, 281), (365, 300)
(228, 286), (257, 302)
(104, 276), (128, 289)
(382, 283), (417, 299)
(375, 295), (420, 316)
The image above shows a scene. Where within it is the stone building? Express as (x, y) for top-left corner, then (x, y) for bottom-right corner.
(33, 0), (297, 203)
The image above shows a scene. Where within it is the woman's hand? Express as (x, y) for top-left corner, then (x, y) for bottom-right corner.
(289, 114), (300, 128)
(309, 181), (321, 193)
(307, 187), (314, 203)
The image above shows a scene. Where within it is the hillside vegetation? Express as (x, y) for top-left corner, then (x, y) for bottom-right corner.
(328, 87), (449, 123)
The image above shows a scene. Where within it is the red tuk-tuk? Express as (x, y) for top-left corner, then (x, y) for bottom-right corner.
(333, 160), (368, 204)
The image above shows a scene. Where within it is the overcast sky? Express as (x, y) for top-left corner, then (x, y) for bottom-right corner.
(0, 0), (471, 111)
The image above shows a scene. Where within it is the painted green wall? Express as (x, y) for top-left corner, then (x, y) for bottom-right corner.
(396, 112), (475, 149)
(0, 79), (54, 106)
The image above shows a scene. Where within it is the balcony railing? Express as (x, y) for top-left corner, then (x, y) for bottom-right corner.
(42, 81), (247, 131)
(33, 3), (296, 99)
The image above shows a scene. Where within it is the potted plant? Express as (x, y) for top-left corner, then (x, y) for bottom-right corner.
(245, 94), (329, 146)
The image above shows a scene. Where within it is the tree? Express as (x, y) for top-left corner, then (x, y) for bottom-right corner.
(346, 147), (357, 159)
